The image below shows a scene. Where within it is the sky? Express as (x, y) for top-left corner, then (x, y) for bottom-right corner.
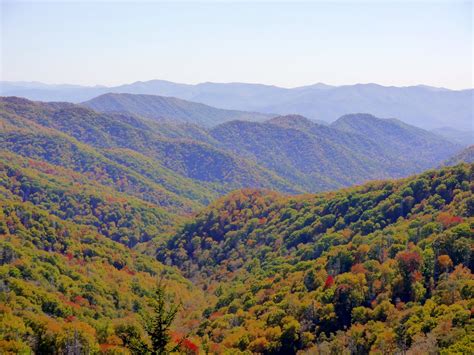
(1, 1), (472, 89)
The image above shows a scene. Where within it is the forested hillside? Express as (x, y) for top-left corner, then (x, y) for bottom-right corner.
(209, 114), (460, 191)
(158, 163), (473, 354)
(0, 97), (299, 196)
(0, 171), (206, 353)
(0, 152), (180, 246)
(1, 155), (472, 353)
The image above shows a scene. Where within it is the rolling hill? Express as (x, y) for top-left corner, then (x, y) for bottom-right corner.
(331, 113), (459, 164)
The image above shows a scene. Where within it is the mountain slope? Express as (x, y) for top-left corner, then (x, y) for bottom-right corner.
(0, 152), (180, 246)
(1, 102), (472, 355)
(431, 127), (474, 146)
(0, 122), (204, 212)
(443, 145), (474, 166)
(0, 173), (206, 353)
(209, 114), (460, 191)
(82, 93), (271, 127)
(331, 113), (459, 165)
(158, 163), (474, 354)
(0, 97), (299, 194)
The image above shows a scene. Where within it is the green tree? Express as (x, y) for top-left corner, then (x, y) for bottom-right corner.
(143, 284), (181, 354)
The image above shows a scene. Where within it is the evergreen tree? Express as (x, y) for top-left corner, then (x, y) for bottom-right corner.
(143, 284), (181, 354)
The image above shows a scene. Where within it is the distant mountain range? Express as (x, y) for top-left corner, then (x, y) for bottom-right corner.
(430, 126), (473, 146)
(1, 80), (472, 130)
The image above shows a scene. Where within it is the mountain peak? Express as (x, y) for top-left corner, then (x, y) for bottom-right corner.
(332, 113), (414, 131)
(267, 114), (318, 130)
(336, 113), (380, 121)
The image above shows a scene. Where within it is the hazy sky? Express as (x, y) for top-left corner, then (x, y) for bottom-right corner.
(1, 1), (472, 89)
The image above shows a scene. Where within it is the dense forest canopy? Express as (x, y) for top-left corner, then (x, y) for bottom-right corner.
(1, 157), (472, 353)
(156, 164), (473, 353)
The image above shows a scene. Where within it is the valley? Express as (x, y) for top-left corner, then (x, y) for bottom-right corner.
(2, 2), (472, 353)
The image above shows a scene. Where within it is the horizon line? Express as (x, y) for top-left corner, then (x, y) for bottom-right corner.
(1, 79), (472, 92)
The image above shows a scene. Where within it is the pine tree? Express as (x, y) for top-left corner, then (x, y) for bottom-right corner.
(144, 283), (181, 354)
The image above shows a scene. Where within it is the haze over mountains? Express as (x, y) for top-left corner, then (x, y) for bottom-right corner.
(431, 126), (474, 146)
(443, 145), (474, 166)
(2, 80), (472, 132)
